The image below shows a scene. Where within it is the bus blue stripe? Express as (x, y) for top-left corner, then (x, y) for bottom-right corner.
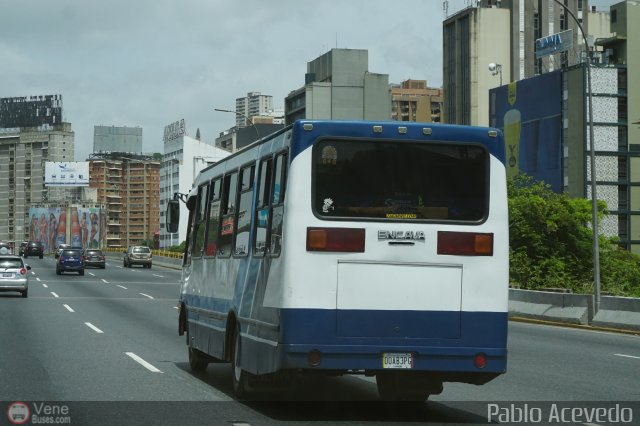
(290, 120), (506, 165)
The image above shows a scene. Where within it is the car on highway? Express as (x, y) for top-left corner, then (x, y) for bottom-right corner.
(84, 249), (106, 269)
(55, 243), (71, 259)
(0, 254), (31, 298)
(24, 241), (44, 259)
(56, 248), (85, 276)
(18, 241), (28, 256)
(124, 246), (152, 268)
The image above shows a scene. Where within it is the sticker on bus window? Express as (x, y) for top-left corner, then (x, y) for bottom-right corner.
(321, 146), (337, 165)
(386, 213), (417, 219)
(323, 198), (335, 213)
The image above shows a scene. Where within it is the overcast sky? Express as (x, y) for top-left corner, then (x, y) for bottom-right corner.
(1, 0), (617, 161)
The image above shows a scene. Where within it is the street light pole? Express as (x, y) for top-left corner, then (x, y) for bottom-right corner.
(552, 0), (600, 316)
(214, 108), (261, 141)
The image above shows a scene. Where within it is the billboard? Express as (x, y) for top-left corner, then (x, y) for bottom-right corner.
(27, 206), (105, 252)
(489, 71), (563, 192)
(45, 162), (90, 186)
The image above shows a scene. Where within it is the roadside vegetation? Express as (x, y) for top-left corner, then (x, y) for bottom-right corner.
(508, 174), (640, 298)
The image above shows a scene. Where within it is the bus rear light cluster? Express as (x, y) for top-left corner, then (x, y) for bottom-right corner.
(437, 231), (494, 256)
(306, 227), (365, 252)
(474, 353), (487, 369)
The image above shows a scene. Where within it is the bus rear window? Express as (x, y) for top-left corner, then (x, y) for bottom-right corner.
(313, 139), (488, 221)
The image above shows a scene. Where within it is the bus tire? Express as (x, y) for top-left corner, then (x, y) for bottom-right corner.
(231, 328), (250, 399)
(376, 372), (430, 402)
(188, 346), (209, 372)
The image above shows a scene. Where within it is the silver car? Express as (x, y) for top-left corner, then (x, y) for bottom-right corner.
(0, 255), (31, 298)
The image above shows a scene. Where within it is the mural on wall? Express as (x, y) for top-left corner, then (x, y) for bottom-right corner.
(489, 70), (563, 192)
(28, 206), (104, 252)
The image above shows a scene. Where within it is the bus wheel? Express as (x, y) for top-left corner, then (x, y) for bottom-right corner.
(188, 347), (209, 372)
(231, 328), (250, 399)
(376, 372), (431, 402)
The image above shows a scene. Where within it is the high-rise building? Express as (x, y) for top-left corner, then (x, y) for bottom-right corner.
(0, 95), (75, 246)
(443, 5), (511, 125)
(94, 125), (143, 153)
(89, 152), (160, 249)
(390, 80), (443, 123)
(284, 49), (390, 124)
(235, 92), (274, 128)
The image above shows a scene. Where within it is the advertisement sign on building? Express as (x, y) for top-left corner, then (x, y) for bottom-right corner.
(489, 71), (563, 192)
(44, 162), (90, 186)
(535, 29), (574, 59)
(163, 119), (186, 143)
(27, 206), (104, 252)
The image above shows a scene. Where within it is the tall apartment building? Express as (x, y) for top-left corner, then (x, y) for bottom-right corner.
(390, 80), (443, 123)
(94, 125), (143, 153)
(89, 153), (160, 249)
(0, 95), (75, 246)
(284, 49), (390, 124)
(235, 92), (274, 128)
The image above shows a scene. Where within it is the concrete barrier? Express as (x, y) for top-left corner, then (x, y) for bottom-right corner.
(509, 288), (593, 325)
(592, 296), (640, 331)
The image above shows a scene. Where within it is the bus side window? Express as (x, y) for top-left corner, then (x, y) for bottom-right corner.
(270, 152), (287, 256)
(191, 183), (209, 258)
(254, 158), (272, 256)
(218, 172), (238, 258)
(234, 165), (255, 256)
(205, 178), (221, 257)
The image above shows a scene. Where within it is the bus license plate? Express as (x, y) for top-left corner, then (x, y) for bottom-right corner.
(382, 352), (413, 369)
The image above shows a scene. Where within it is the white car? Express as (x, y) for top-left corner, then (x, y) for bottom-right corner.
(0, 255), (31, 298)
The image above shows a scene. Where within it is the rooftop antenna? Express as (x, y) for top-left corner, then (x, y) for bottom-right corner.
(443, 0), (449, 17)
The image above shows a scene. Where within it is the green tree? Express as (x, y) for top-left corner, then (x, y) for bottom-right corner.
(508, 175), (605, 293)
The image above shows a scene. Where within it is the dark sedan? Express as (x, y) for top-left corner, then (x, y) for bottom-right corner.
(24, 241), (44, 259)
(84, 249), (106, 269)
(56, 248), (85, 275)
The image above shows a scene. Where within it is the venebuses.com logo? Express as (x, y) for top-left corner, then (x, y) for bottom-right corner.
(6, 401), (71, 424)
(6, 402), (30, 425)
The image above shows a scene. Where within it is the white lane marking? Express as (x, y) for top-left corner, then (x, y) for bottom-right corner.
(140, 293), (154, 299)
(36, 277), (41, 281)
(42, 283), (48, 288)
(615, 353), (640, 360)
(51, 292), (59, 298)
(85, 322), (104, 334)
(63, 304), (75, 313)
(102, 279), (109, 284)
(173, 306), (179, 310)
(152, 274), (164, 278)
(117, 285), (128, 290)
(88, 272), (95, 277)
(125, 352), (163, 373)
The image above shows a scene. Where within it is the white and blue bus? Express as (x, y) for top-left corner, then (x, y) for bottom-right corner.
(166, 119), (509, 400)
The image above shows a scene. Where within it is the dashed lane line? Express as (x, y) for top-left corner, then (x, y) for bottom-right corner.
(63, 304), (75, 313)
(125, 352), (163, 373)
(85, 322), (104, 334)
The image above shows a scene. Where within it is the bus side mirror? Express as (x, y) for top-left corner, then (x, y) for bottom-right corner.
(166, 199), (180, 234)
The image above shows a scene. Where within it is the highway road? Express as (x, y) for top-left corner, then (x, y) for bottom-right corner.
(1, 257), (639, 425)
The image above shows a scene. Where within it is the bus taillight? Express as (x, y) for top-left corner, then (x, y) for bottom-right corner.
(306, 227), (365, 252)
(437, 231), (493, 256)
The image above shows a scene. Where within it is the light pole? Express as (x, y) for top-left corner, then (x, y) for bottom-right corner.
(552, 0), (600, 316)
(214, 108), (261, 141)
(488, 63), (503, 86)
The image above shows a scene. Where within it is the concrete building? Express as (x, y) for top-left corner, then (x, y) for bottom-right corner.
(94, 125), (143, 153)
(88, 152), (160, 249)
(443, 5), (511, 125)
(284, 48), (390, 124)
(390, 80), (443, 123)
(0, 95), (76, 246)
(159, 135), (230, 248)
(215, 123), (285, 153)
